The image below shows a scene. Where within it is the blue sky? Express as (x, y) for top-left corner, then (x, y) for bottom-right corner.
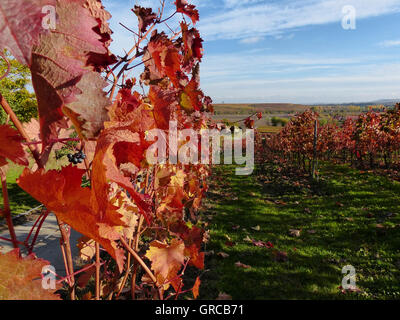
(102, 0), (400, 104)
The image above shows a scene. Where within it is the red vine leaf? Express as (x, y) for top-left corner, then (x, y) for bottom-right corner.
(76, 264), (96, 288)
(169, 221), (204, 269)
(0, 0), (55, 66)
(181, 22), (203, 71)
(175, 0), (199, 24)
(107, 88), (143, 123)
(62, 71), (111, 140)
(91, 126), (153, 224)
(31, 0), (114, 146)
(132, 5), (157, 33)
(22, 118), (74, 166)
(0, 125), (28, 166)
(84, 0), (117, 70)
(148, 85), (177, 130)
(0, 249), (61, 300)
(145, 32), (182, 88)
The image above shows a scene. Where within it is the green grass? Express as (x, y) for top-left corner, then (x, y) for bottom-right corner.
(0, 164), (40, 217)
(0, 153), (69, 218)
(199, 163), (400, 300)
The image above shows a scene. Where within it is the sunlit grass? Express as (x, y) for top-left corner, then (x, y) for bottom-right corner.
(199, 163), (400, 300)
(0, 164), (40, 216)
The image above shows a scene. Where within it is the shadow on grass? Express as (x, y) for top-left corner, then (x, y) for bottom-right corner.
(199, 164), (400, 300)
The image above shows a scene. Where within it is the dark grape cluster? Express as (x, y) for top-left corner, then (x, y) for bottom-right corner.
(67, 151), (86, 164)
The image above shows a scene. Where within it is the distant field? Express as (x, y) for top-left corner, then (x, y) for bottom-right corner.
(212, 103), (388, 116)
(211, 103), (387, 130)
(213, 103), (309, 115)
(258, 126), (282, 133)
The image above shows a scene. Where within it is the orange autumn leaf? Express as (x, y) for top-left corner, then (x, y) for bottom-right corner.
(0, 249), (60, 300)
(179, 78), (203, 113)
(169, 221), (205, 269)
(0, 125), (28, 166)
(185, 244), (204, 269)
(192, 276), (201, 299)
(107, 88), (143, 124)
(145, 239), (185, 290)
(145, 32), (182, 88)
(17, 165), (126, 272)
(148, 85), (177, 130)
(91, 126), (152, 223)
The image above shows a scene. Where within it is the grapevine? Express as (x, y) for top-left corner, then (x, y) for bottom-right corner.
(0, 0), (211, 300)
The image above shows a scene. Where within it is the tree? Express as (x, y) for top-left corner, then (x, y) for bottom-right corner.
(0, 51), (37, 124)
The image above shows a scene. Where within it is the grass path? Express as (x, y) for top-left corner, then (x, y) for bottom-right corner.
(199, 164), (400, 300)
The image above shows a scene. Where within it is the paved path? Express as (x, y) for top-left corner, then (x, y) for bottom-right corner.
(0, 213), (81, 277)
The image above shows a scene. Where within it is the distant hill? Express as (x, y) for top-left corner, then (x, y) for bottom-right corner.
(213, 99), (400, 115)
(314, 99), (399, 107)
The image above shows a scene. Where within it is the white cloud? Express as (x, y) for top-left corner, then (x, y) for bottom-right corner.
(239, 36), (264, 44)
(379, 39), (400, 47)
(223, 0), (266, 8)
(203, 73), (400, 104)
(201, 51), (364, 81)
(200, 51), (400, 103)
(198, 0), (400, 41)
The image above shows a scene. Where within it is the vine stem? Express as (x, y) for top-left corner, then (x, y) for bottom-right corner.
(22, 138), (80, 146)
(95, 242), (100, 300)
(0, 168), (18, 249)
(115, 238), (133, 298)
(106, 23), (156, 97)
(131, 214), (144, 299)
(119, 236), (157, 285)
(105, 0), (170, 97)
(1, 92), (78, 299)
(56, 218), (76, 300)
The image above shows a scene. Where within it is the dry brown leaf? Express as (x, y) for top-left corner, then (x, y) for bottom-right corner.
(235, 261), (251, 269)
(217, 252), (229, 258)
(289, 229), (301, 237)
(216, 292), (232, 300)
